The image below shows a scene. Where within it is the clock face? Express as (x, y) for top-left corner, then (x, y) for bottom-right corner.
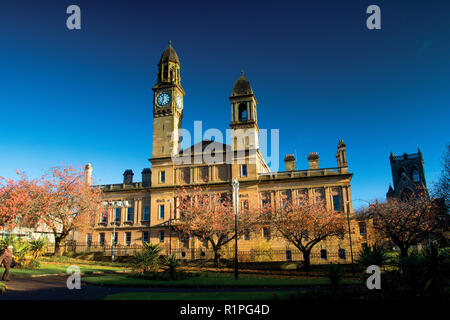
(156, 92), (171, 107)
(176, 95), (183, 110)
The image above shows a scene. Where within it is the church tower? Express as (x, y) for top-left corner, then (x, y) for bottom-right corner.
(152, 41), (185, 158)
(386, 149), (428, 200)
(229, 71), (259, 152)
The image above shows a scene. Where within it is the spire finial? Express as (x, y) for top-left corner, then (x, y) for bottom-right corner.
(240, 69), (244, 76)
(169, 40), (172, 47)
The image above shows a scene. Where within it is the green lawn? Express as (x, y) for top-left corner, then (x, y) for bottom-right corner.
(10, 262), (130, 277)
(104, 291), (297, 300)
(84, 273), (360, 288)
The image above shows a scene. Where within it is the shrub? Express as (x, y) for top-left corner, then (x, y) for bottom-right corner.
(133, 243), (162, 273)
(29, 237), (48, 260)
(422, 243), (448, 297)
(397, 249), (425, 294)
(164, 253), (179, 280)
(0, 236), (30, 268)
(356, 244), (388, 270)
(249, 240), (273, 262)
(327, 263), (344, 296)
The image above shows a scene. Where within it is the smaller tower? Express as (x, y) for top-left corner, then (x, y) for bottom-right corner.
(229, 71), (259, 151)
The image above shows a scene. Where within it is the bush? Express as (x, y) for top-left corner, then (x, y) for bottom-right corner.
(356, 244), (388, 270)
(249, 240), (273, 262)
(327, 263), (344, 296)
(29, 237), (48, 260)
(0, 236), (30, 268)
(133, 243), (162, 273)
(164, 253), (179, 280)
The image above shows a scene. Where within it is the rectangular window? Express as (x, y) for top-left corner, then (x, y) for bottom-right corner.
(359, 222), (367, 235)
(87, 234), (92, 245)
(125, 232), (131, 245)
(101, 211), (108, 223)
(143, 207), (150, 221)
(241, 200), (249, 210)
(113, 232), (118, 245)
(263, 228), (271, 240)
(338, 248), (346, 259)
(159, 204), (165, 219)
(160, 171), (165, 183)
(159, 231), (165, 243)
(142, 231), (149, 243)
(99, 233), (105, 245)
(286, 250), (292, 261)
(127, 207), (134, 221)
(333, 195), (342, 212)
(241, 164), (247, 177)
(320, 249), (327, 260)
(115, 208), (121, 222)
(244, 231), (250, 240)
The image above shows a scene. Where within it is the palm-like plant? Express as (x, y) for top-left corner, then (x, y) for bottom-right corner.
(164, 253), (179, 280)
(29, 237), (48, 260)
(327, 263), (344, 296)
(356, 244), (388, 270)
(133, 243), (162, 273)
(422, 243), (447, 297)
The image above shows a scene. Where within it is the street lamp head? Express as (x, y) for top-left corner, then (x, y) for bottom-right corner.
(231, 177), (239, 189)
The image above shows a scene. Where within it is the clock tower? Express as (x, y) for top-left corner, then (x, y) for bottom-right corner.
(152, 42), (185, 158)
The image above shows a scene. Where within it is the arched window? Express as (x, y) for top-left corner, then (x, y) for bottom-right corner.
(412, 169), (420, 183)
(238, 103), (248, 122)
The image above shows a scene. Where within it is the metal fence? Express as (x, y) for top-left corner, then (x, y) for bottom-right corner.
(48, 242), (355, 264)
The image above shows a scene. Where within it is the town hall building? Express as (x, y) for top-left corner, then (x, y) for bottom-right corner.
(76, 43), (367, 263)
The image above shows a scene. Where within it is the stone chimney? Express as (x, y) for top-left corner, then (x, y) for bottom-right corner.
(307, 152), (319, 169)
(84, 163), (93, 186)
(284, 154), (296, 171)
(123, 169), (134, 184)
(141, 168), (152, 187)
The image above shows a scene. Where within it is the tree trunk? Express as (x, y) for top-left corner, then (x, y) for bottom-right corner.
(399, 245), (409, 257)
(213, 249), (221, 268)
(54, 238), (63, 256)
(302, 250), (312, 270)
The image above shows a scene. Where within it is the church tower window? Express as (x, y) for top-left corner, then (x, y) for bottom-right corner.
(412, 169), (420, 183)
(238, 103), (248, 122)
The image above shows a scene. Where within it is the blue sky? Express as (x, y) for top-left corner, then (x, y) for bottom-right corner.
(0, 0), (449, 208)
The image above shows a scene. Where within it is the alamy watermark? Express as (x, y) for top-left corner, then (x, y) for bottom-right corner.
(66, 265), (81, 290)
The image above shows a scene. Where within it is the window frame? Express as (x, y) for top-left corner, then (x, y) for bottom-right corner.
(159, 204), (165, 219)
(143, 207), (150, 221)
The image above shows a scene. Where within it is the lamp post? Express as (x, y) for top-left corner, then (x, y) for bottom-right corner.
(168, 199), (172, 255)
(231, 178), (239, 280)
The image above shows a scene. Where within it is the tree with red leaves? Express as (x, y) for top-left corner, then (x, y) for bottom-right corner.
(366, 195), (447, 257)
(175, 187), (255, 267)
(0, 171), (44, 230)
(0, 165), (103, 256)
(260, 194), (345, 268)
